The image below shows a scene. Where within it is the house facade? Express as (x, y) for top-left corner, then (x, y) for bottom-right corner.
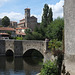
(10, 21), (17, 28)
(16, 27), (28, 37)
(0, 27), (16, 37)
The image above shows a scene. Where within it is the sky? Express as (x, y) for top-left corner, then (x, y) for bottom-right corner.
(0, 0), (64, 23)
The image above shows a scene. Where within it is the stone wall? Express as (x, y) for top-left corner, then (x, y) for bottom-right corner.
(0, 40), (49, 57)
(22, 40), (46, 56)
(64, 0), (75, 74)
(0, 40), (5, 55)
(29, 16), (37, 31)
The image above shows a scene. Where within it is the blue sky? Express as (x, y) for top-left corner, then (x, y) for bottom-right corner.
(0, 0), (64, 23)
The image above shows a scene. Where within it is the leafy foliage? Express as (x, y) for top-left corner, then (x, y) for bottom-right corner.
(46, 17), (64, 41)
(41, 4), (49, 27)
(2, 16), (10, 27)
(16, 37), (23, 40)
(24, 29), (34, 40)
(41, 4), (53, 28)
(48, 8), (53, 24)
(40, 60), (58, 75)
(48, 39), (64, 75)
(32, 32), (43, 40)
(48, 39), (62, 51)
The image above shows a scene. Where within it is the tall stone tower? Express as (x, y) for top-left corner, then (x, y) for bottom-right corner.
(24, 8), (38, 31)
(25, 8), (30, 27)
(64, 0), (75, 74)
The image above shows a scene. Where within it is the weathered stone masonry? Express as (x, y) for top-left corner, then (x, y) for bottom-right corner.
(64, 0), (75, 74)
(0, 40), (49, 57)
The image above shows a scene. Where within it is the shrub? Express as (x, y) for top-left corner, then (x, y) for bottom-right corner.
(16, 37), (23, 40)
(40, 60), (58, 75)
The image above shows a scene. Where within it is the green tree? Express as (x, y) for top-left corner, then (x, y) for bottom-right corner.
(48, 8), (53, 24)
(24, 29), (34, 40)
(41, 4), (53, 27)
(46, 17), (64, 40)
(24, 33), (34, 40)
(48, 39), (62, 52)
(41, 4), (49, 27)
(25, 29), (32, 34)
(2, 16), (10, 27)
(34, 26), (39, 32)
(32, 32), (43, 40)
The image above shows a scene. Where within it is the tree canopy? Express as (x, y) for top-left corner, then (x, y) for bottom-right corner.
(2, 16), (10, 27)
(46, 17), (64, 41)
(41, 4), (53, 27)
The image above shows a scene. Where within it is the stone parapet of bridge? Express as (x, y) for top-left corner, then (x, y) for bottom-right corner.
(0, 40), (49, 57)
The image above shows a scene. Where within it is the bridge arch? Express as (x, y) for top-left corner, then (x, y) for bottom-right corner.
(23, 48), (44, 58)
(6, 49), (14, 56)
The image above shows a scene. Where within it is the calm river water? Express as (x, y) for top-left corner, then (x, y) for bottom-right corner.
(0, 57), (43, 75)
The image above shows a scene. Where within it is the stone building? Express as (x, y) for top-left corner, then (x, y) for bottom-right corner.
(18, 8), (40, 31)
(18, 19), (25, 28)
(10, 21), (17, 28)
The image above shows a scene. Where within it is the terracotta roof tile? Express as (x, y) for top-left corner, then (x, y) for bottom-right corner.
(0, 27), (15, 31)
(16, 31), (26, 35)
(16, 27), (28, 30)
(0, 33), (9, 35)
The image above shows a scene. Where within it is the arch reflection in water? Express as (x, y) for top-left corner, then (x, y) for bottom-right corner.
(0, 56), (42, 75)
(23, 49), (44, 66)
(6, 49), (14, 57)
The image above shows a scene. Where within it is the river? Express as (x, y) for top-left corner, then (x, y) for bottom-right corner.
(0, 56), (43, 75)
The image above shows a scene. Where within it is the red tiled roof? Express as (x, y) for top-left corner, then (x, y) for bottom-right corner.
(16, 27), (28, 30)
(16, 31), (26, 35)
(0, 27), (15, 31)
(0, 33), (9, 35)
(20, 19), (25, 21)
(18, 22), (25, 25)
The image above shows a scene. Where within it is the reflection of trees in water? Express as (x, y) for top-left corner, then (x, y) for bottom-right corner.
(23, 57), (43, 66)
(0, 56), (42, 75)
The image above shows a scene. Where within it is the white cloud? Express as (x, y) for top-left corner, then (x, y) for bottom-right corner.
(0, 0), (64, 23)
(49, 0), (64, 19)
(0, 12), (24, 22)
(33, 0), (64, 22)
(0, 0), (9, 7)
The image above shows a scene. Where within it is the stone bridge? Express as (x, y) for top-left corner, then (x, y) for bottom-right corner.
(0, 40), (50, 59)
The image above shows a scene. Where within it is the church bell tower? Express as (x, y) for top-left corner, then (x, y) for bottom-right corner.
(25, 8), (30, 27)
